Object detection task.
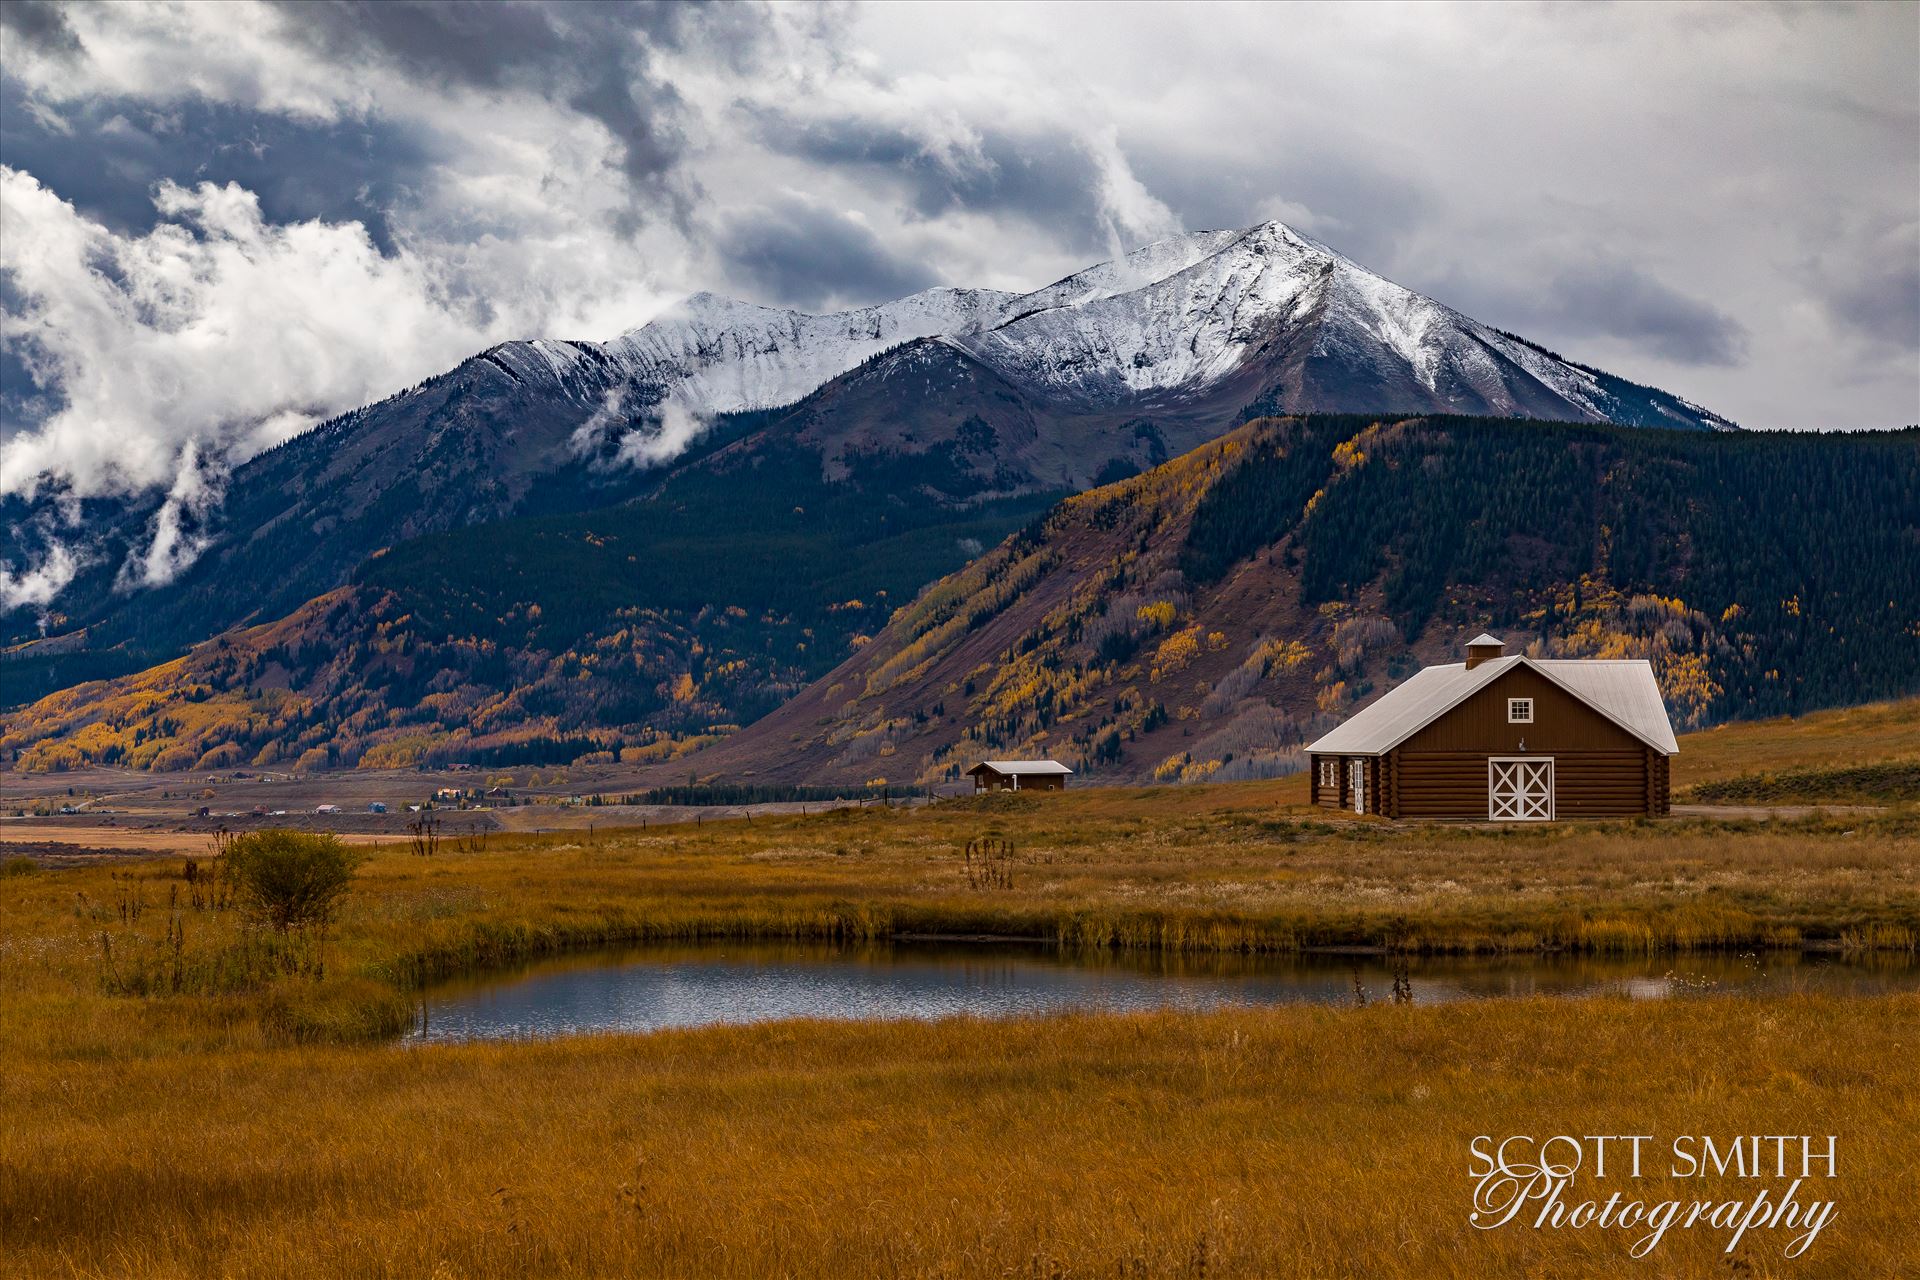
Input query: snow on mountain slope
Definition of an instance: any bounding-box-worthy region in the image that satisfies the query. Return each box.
[963,222,1326,405]
[954,221,1736,427]
[478,286,1019,417]
[1315,256,1613,419]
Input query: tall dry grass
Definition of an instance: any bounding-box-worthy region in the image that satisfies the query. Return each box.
[1673,695,1920,788]
[2,995,1915,1278]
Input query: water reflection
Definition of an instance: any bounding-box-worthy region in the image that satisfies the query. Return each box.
[411,941,1918,1042]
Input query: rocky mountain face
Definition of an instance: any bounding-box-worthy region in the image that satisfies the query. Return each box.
[8,416,1912,778]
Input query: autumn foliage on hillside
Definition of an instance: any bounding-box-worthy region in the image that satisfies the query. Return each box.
[696,416,1917,787]
[3,441,1055,773]
[1,588,727,774]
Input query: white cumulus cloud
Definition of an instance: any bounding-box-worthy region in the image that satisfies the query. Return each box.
[0,167,503,501]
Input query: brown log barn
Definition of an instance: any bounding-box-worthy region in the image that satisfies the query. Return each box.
[967,760,1073,793]
[1305,634,1676,820]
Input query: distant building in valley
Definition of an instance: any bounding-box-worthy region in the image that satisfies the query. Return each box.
[967,760,1074,793]
[1305,634,1677,821]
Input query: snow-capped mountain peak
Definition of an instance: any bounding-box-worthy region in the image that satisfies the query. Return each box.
[461,219,1735,434]
[927,220,1737,428]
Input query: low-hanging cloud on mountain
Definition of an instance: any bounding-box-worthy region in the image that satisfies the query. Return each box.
[615,399,710,470]
[0,168,528,606]
[565,386,711,474]
[117,440,224,590]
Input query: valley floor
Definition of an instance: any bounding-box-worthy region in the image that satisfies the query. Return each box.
[2,775,1916,1276]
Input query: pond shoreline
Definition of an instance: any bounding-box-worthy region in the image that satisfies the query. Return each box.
[392,912,1912,994]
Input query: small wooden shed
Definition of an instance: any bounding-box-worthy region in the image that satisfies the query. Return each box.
[1305,634,1676,820]
[967,760,1074,793]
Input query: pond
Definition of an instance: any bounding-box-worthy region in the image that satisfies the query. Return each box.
[410,940,1920,1042]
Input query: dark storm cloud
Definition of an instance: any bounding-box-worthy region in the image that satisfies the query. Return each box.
[0,0,83,62]
[747,109,1112,255]
[0,82,429,250]
[1805,220,1920,354]
[1428,256,1751,369]
[1540,261,1749,367]
[275,0,584,90]
[716,194,938,311]
[745,107,927,167]
[1821,261,1920,352]
[905,130,1108,253]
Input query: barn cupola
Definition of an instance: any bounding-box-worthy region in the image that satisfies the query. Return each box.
[1464,632,1506,670]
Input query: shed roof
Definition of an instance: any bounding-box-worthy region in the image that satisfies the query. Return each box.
[1305,656,1678,756]
[969,760,1075,775]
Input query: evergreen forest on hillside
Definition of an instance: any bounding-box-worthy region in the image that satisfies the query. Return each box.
[1182,416,1919,718]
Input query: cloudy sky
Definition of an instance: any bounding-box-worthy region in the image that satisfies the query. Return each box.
[2,0,1916,509]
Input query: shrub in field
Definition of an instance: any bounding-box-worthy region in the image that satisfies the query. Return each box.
[2,855,38,877]
[964,835,1018,890]
[224,830,363,932]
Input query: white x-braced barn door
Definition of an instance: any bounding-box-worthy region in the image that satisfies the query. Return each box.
[1489,758,1554,821]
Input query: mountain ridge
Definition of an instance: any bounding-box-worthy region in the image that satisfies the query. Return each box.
[6,417,1912,777]
[6,220,1739,717]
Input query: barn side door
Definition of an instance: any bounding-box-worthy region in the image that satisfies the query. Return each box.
[1489,757,1554,821]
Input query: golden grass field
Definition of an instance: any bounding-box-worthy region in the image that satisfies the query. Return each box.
[1671,695,1920,788]
[5,996,1916,1279]
[2,702,1918,1277]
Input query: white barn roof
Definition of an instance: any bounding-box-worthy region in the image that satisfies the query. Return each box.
[1306,656,1678,757]
[971,760,1075,775]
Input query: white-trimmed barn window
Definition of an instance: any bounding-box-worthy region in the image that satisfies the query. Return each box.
[1319,760,1337,787]
[1508,697,1534,724]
